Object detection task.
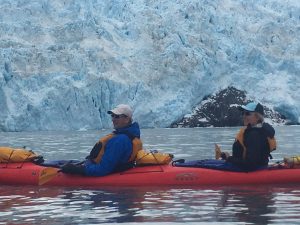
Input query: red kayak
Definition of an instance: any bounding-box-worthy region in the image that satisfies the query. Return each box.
[0,162,300,187]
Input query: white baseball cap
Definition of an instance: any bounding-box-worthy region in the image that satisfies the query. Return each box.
[107,104,133,118]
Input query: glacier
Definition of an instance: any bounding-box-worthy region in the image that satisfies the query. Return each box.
[0,0,299,131]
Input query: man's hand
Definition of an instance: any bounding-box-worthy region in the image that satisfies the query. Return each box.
[61,163,86,175]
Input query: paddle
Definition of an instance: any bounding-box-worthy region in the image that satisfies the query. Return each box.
[38,167,60,185]
[38,161,85,185]
[215,144,222,159]
[214,144,230,160]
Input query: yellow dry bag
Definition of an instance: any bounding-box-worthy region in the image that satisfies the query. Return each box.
[284,156,300,168]
[0,147,43,163]
[135,149,173,166]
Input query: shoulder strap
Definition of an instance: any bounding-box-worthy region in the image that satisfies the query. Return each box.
[114,130,135,140]
[235,127,247,159]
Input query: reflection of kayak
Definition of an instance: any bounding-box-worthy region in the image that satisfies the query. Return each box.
[1,162,300,187]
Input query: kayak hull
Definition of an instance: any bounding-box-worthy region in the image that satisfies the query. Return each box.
[1,162,300,187]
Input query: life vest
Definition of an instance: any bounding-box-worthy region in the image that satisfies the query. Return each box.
[92,133,143,164]
[235,127,277,159]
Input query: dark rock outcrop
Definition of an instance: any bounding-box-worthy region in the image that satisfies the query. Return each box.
[171,87,286,127]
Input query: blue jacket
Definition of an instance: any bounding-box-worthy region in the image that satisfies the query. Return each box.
[84,122,141,176]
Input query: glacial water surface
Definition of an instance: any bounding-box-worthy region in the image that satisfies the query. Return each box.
[1,126,300,224]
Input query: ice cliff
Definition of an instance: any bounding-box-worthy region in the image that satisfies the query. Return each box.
[0,0,299,131]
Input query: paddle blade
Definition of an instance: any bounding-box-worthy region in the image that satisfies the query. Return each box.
[38,167,60,185]
[215,144,222,160]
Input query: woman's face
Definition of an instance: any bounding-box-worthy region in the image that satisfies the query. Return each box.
[242,111,259,126]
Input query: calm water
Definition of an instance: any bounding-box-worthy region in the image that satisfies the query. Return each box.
[1,126,300,224]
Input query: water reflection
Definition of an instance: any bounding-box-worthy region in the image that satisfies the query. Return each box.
[215,186,275,224]
[2,184,300,224]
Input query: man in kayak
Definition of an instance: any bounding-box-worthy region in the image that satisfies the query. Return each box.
[61,104,143,176]
[215,102,276,171]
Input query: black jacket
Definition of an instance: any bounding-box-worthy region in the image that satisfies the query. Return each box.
[227,123,275,171]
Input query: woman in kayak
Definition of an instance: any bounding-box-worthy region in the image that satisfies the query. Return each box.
[61,104,143,176]
[215,102,276,171]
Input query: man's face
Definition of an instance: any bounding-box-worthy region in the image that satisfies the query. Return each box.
[111,114,131,129]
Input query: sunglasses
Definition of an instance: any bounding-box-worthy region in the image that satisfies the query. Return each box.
[111,114,127,119]
[243,111,252,116]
